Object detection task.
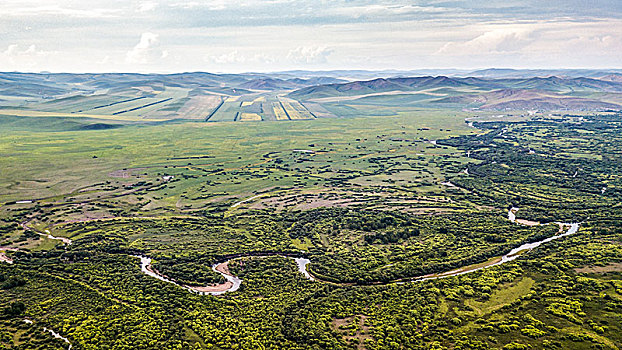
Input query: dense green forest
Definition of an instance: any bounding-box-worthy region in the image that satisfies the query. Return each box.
[1,112,621,349]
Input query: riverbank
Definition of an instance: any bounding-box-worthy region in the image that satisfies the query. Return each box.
[135,209,581,295]
[19,222,73,245]
[0,252,13,264]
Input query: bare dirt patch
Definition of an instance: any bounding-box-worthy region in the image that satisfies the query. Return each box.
[187,281,234,293]
[215,261,232,275]
[515,218,540,226]
[0,252,14,264]
[575,263,622,274]
[331,315,371,349]
[186,261,235,293]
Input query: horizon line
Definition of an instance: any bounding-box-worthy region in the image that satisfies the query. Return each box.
[2,67,622,76]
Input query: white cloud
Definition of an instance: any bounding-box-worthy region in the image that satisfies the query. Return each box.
[438,28,536,54]
[0,44,55,69]
[169,0,294,11]
[330,4,450,18]
[0,4,119,18]
[205,51,245,64]
[137,1,158,12]
[0,2,620,72]
[98,55,111,65]
[204,50,275,65]
[170,0,228,11]
[564,34,621,51]
[125,32,167,64]
[286,46,332,64]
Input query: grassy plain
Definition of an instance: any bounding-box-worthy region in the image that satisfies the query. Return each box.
[0,109,477,212]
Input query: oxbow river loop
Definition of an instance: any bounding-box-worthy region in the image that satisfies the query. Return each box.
[135,209,581,294]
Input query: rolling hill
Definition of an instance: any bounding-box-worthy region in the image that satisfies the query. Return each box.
[288,75,622,111]
[1,71,621,124]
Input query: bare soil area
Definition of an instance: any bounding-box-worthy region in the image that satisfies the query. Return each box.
[575,263,622,274]
[331,315,371,350]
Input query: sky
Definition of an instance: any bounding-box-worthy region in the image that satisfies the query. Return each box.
[0,0,621,73]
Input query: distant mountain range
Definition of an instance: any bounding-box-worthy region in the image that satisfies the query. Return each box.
[461,68,622,79]
[288,75,622,111]
[1,70,621,116]
[274,68,622,80]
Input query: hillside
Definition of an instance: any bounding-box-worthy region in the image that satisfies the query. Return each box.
[289,75,622,111]
[1,71,621,125]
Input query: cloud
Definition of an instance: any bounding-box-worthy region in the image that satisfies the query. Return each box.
[0,4,119,18]
[169,0,230,11]
[125,32,167,64]
[4,44,32,56]
[0,1,620,72]
[286,46,333,64]
[564,34,621,51]
[329,4,450,18]
[3,44,48,59]
[438,28,536,55]
[204,50,275,65]
[137,1,158,12]
[98,55,111,65]
[205,51,245,64]
[0,44,56,70]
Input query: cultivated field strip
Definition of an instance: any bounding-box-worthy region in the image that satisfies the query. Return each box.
[112,98,173,115]
[208,100,239,122]
[204,97,225,121]
[279,97,316,120]
[172,95,222,120]
[272,102,290,120]
[36,94,141,113]
[240,113,262,121]
[89,96,148,112]
[26,85,330,122]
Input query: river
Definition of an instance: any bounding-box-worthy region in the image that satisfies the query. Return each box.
[20,222,72,245]
[135,255,313,296]
[135,209,580,294]
[23,319,72,349]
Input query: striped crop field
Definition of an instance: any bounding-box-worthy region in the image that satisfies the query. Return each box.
[208,100,239,122]
[36,95,146,113]
[87,87,189,117]
[176,95,223,120]
[279,97,315,120]
[240,113,262,121]
[272,102,290,120]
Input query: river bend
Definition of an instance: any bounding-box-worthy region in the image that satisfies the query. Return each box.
[136,209,580,294]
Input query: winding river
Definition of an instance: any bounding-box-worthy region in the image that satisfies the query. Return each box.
[136,255,313,295]
[135,208,580,294]
[19,222,73,245]
[23,319,72,349]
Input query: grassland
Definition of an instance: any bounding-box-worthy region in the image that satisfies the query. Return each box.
[0,109,477,216]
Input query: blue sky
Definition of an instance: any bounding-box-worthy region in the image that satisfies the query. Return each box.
[0,0,620,73]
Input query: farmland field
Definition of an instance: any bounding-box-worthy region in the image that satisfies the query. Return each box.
[279,97,316,120]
